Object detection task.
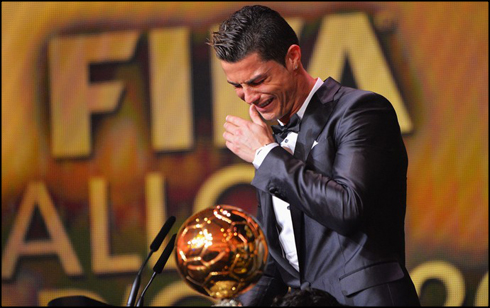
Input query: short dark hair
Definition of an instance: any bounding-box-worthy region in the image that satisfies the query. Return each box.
[208,5,299,66]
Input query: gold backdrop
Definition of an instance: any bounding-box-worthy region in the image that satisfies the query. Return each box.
[2,2,488,306]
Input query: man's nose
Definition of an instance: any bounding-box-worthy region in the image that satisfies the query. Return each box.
[243,86,259,105]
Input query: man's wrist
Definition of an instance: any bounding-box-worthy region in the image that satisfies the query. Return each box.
[253,143,278,169]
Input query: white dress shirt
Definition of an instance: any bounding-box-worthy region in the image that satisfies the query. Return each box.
[252,78,323,271]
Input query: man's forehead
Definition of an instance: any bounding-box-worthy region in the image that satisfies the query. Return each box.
[221,55,277,84]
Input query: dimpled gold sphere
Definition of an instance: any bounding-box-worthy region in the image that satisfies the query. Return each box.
[174,205,268,299]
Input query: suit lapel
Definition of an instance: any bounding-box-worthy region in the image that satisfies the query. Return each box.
[295,77,341,161]
[259,191,300,278]
[291,78,341,277]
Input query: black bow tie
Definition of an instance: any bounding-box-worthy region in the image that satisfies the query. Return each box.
[271,113,301,142]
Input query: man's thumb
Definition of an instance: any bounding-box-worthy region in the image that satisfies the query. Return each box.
[249,105,265,125]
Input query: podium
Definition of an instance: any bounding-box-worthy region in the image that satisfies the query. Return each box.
[48,296,113,306]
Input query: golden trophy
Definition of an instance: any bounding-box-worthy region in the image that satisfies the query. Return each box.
[174,205,268,306]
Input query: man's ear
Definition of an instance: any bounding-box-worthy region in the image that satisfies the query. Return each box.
[286,44,302,70]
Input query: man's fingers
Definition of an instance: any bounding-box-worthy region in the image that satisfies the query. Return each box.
[225,114,248,127]
[249,105,265,125]
[222,130,232,142]
[223,122,238,135]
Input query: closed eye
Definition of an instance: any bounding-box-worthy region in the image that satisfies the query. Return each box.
[227,75,266,88]
[249,79,264,86]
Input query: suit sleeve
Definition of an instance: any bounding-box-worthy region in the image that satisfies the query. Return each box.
[251,92,407,236]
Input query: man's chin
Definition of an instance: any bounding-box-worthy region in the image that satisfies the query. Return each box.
[257,111,276,122]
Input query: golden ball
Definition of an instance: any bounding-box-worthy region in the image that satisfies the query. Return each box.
[174,205,268,299]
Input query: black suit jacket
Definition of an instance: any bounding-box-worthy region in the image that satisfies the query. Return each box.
[238,78,420,306]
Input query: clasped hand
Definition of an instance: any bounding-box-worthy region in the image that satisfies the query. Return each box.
[223,105,275,163]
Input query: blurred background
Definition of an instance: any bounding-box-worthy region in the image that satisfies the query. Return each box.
[2,2,488,306]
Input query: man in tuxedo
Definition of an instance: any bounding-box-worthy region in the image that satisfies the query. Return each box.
[209,5,420,306]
